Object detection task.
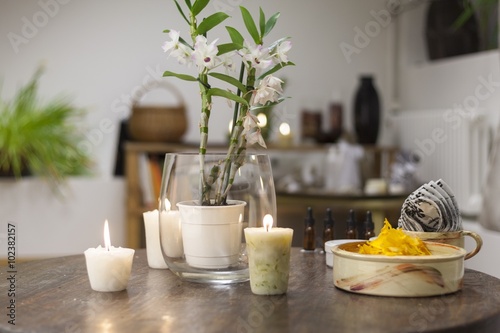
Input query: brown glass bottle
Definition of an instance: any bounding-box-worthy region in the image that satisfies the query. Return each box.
[346,209,358,239]
[323,208,334,244]
[364,211,376,240]
[303,207,316,251]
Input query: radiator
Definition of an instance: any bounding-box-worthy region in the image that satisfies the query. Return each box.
[394,109,489,214]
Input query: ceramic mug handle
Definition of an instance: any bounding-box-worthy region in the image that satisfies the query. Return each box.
[463,230,483,260]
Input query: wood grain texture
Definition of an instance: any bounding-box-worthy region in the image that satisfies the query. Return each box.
[1,248,499,333]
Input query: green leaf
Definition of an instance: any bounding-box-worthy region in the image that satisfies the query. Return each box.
[216,42,240,55]
[184,0,192,9]
[259,8,266,37]
[174,0,190,24]
[191,0,210,16]
[226,26,244,47]
[258,61,295,80]
[209,72,247,92]
[197,12,230,35]
[250,97,289,111]
[163,71,197,81]
[264,12,280,37]
[240,6,260,44]
[208,88,249,106]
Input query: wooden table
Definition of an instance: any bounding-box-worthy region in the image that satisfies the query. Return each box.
[1,249,500,333]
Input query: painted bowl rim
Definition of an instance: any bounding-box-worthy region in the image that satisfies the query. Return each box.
[332,241,467,263]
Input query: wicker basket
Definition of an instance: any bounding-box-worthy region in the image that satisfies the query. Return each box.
[127,83,188,142]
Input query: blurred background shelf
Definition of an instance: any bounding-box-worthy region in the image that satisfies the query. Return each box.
[124,141,403,248]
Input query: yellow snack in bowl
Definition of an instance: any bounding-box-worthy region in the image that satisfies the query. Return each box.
[358,219,431,256]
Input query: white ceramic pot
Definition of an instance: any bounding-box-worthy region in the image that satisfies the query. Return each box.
[177,200,246,269]
[332,241,467,297]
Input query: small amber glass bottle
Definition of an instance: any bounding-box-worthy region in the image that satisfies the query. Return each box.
[303,207,316,251]
[323,208,334,244]
[364,211,376,240]
[346,209,358,239]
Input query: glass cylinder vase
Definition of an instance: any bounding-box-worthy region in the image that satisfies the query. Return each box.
[158,153,277,284]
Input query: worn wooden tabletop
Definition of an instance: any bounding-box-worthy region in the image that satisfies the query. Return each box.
[1,248,500,333]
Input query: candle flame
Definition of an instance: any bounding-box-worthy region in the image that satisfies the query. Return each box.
[257,113,267,127]
[104,220,111,251]
[263,214,273,232]
[279,122,290,136]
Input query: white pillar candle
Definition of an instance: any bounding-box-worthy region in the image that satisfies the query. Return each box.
[244,215,294,295]
[84,220,135,292]
[143,210,168,269]
[159,200,183,258]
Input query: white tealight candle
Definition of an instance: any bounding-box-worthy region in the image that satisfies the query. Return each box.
[244,215,294,295]
[159,199,183,258]
[143,210,168,269]
[84,220,135,292]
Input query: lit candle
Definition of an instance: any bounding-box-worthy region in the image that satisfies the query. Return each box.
[159,199,183,258]
[244,215,294,295]
[143,210,168,269]
[84,220,135,292]
[277,122,293,147]
[257,113,268,127]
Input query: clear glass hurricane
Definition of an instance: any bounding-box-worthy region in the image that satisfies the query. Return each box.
[158,153,277,284]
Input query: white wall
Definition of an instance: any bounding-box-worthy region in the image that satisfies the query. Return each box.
[0,178,125,259]
[396,3,500,126]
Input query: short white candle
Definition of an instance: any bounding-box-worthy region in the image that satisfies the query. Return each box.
[159,199,183,258]
[84,220,135,292]
[244,215,294,295]
[143,210,168,269]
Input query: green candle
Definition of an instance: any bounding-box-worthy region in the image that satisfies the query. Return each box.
[244,215,293,295]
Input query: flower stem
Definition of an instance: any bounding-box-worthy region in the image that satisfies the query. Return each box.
[216,64,256,205]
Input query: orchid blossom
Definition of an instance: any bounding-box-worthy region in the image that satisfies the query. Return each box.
[162,3,293,205]
[162,30,191,65]
[191,35,219,72]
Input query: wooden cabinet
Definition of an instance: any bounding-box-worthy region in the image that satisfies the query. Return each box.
[124,142,404,249]
[276,191,406,247]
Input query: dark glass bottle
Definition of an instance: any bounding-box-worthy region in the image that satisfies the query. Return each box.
[323,208,334,244]
[303,207,316,251]
[353,76,380,145]
[364,211,376,240]
[346,209,358,239]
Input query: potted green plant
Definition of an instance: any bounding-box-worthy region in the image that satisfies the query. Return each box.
[0,68,92,185]
[158,0,293,282]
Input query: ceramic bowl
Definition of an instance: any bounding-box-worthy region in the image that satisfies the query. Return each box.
[332,241,467,297]
[324,239,364,268]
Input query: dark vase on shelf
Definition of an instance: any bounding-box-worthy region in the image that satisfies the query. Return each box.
[353,76,380,145]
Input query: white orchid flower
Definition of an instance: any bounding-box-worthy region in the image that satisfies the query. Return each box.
[162,30,191,65]
[253,75,284,105]
[246,128,267,148]
[242,111,260,134]
[220,52,236,73]
[240,112,266,148]
[274,40,292,63]
[239,41,273,70]
[192,35,219,72]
